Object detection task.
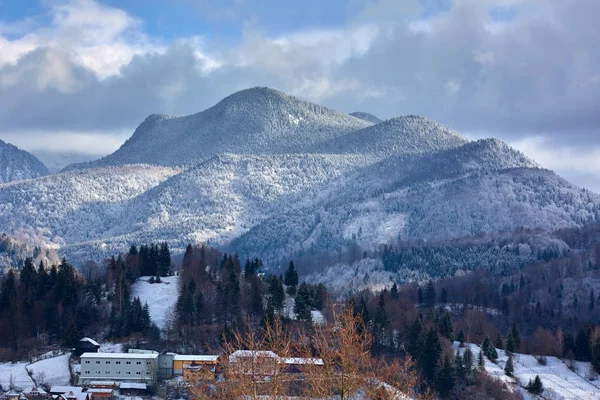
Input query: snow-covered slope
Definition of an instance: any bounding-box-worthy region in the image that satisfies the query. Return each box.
[0,165,180,247]
[230,141,599,264]
[455,342,600,400]
[66,87,372,170]
[0,139,49,183]
[131,276,179,330]
[314,116,468,158]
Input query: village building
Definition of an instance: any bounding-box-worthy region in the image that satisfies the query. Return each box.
[79,353,159,385]
[74,338,100,357]
[173,355,219,376]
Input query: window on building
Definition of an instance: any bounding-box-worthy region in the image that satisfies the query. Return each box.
[85,361,90,364]
[136,361,141,365]
[96,361,100,364]
[116,361,120,364]
[136,372,141,375]
[106,361,110,364]
[126,372,131,375]
[126,361,131,365]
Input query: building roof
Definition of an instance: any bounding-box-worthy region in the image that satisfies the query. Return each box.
[50,387,83,395]
[79,338,100,346]
[88,382,116,387]
[5,391,19,397]
[80,352,158,360]
[283,357,324,366]
[173,355,219,362]
[28,388,47,395]
[86,389,113,394]
[229,350,279,362]
[119,383,147,390]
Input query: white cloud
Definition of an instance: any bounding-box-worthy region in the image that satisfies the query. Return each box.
[3,130,130,154]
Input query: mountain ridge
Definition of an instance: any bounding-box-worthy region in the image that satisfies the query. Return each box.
[0,139,49,183]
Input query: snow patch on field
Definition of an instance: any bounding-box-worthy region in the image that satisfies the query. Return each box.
[131,275,179,330]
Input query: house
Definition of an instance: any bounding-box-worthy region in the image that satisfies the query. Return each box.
[49,387,87,400]
[84,389,112,400]
[228,351,280,378]
[6,390,19,400]
[75,338,100,357]
[118,382,147,396]
[182,361,217,384]
[79,353,158,385]
[173,355,219,376]
[24,388,48,400]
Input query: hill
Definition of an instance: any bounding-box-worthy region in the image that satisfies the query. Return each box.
[66,87,372,170]
[0,139,49,183]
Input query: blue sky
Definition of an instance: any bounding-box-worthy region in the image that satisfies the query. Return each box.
[0,0,599,190]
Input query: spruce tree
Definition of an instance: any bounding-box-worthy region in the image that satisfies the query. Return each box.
[390,283,399,300]
[478,349,485,369]
[457,328,466,346]
[422,328,442,382]
[495,333,504,350]
[504,355,514,377]
[526,375,543,394]
[424,281,436,308]
[438,312,454,341]
[592,336,600,373]
[463,347,474,376]
[506,331,516,353]
[440,287,448,304]
[510,322,521,351]
[436,355,455,397]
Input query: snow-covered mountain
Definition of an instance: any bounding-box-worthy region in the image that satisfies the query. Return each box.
[0,139,49,183]
[1,87,598,268]
[66,87,371,170]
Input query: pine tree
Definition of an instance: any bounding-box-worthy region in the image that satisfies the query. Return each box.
[526,375,543,394]
[268,275,285,313]
[424,281,436,308]
[457,328,466,346]
[463,347,474,376]
[454,351,465,380]
[294,283,312,321]
[284,261,298,287]
[478,349,485,369]
[592,336,600,373]
[510,322,521,351]
[575,329,591,361]
[495,333,504,350]
[390,283,399,300]
[506,331,516,353]
[504,355,514,377]
[440,287,448,304]
[436,355,455,396]
[421,328,442,382]
[438,312,454,341]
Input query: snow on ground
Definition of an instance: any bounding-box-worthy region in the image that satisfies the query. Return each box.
[454,342,600,400]
[311,310,326,326]
[27,353,71,387]
[131,275,179,330]
[99,342,123,353]
[0,361,33,391]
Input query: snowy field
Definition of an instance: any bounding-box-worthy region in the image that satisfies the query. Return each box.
[131,275,179,330]
[0,361,33,391]
[455,342,600,400]
[27,353,71,387]
[0,353,71,391]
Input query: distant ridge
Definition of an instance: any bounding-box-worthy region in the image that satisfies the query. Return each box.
[0,139,49,183]
[350,112,382,124]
